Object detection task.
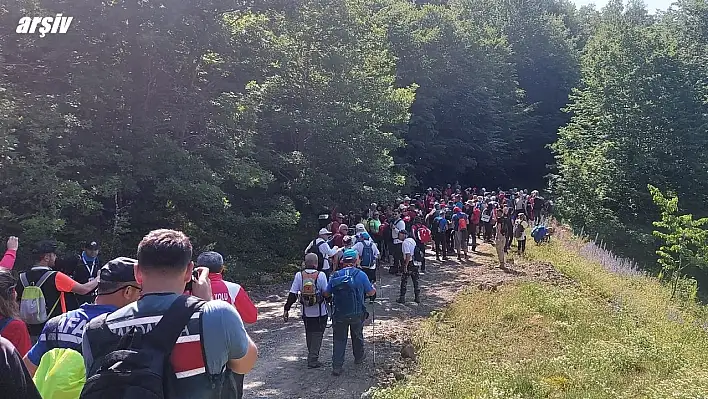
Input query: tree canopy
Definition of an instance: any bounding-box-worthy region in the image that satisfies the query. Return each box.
[3,0,708,284]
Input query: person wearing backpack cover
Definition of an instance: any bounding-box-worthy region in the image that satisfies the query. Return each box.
[352,232,380,303]
[17,241,100,339]
[411,217,431,274]
[0,269,31,356]
[396,230,422,304]
[283,253,329,368]
[80,229,258,399]
[323,249,375,376]
[24,257,141,399]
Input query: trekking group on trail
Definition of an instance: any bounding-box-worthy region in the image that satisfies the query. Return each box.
[287,185,553,377]
[0,184,552,397]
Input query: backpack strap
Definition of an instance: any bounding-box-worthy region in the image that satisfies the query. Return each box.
[145,295,205,355]
[35,271,56,288]
[0,317,13,334]
[19,272,29,288]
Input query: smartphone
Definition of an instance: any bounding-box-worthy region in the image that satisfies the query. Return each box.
[184,270,199,293]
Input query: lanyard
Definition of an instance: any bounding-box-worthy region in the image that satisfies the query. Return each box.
[82,256,97,277]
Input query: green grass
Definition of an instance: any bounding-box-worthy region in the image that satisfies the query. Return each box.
[373,237,708,399]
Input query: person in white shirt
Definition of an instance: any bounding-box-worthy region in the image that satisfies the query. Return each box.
[390,209,407,275]
[304,228,340,279]
[515,214,529,254]
[283,253,330,368]
[353,232,380,303]
[396,230,421,304]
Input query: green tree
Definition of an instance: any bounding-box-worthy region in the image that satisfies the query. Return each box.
[649,184,708,300]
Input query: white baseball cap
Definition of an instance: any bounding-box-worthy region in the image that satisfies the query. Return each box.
[318,228,332,235]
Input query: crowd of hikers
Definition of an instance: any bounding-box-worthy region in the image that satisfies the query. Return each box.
[292,185,553,376]
[0,184,552,398]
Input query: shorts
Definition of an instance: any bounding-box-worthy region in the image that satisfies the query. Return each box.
[362,267,376,283]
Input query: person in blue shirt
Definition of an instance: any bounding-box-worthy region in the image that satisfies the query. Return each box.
[323,249,376,376]
[432,211,448,261]
[23,257,142,376]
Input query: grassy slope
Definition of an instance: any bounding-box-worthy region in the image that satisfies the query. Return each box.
[374,235,708,399]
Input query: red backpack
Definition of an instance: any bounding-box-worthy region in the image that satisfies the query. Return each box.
[414,224,432,244]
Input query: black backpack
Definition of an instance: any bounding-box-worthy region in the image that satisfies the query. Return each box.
[307,238,326,270]
[80,296,207,399]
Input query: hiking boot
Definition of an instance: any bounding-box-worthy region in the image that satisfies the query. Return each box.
[354,353,367,365]
[419,270,425,275]
[307,361,323,369]
[414,295,421,304]
[332,368,343,376]
[396,297,405,304]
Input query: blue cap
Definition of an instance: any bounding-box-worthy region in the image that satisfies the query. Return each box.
[342,249,358,262]
[361,232,371,240]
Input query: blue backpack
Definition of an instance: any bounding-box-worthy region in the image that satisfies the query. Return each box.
[436,217,447,233]
[360,242,374,267]
[329,268,364,320]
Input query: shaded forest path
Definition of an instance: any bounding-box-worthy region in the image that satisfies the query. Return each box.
[243,241,564,399]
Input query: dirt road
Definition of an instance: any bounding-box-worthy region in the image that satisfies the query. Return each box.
[242,242,562,399]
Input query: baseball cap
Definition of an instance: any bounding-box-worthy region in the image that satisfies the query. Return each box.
[100,257,138,283]
[453,207,461,213]
[399,204,407,210]
[33,240,58,255]
[318,228,332,235]
[84,240,100,250]
[361,232,371,240]
[342,249,358,262]
[197,251,224,269]
[355,223,366,232]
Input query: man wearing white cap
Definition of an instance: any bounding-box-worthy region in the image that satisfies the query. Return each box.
[305,228,340,279]
[355,223,366,235]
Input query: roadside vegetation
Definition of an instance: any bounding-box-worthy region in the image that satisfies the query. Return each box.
[373,230,708,399]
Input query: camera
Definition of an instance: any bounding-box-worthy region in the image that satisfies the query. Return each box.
[184,269,200,292]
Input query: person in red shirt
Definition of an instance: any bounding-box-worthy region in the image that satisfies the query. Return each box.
[0,269,31,356]
[328,213,344,236]
[195,251,258,398]
[196,251,258,324]
[471,203,482,251]
[0,236,19,270]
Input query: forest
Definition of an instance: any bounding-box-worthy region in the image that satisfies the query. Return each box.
[1,0,707,285]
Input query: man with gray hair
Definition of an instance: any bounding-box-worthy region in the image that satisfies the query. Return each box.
[283,253,329,368]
